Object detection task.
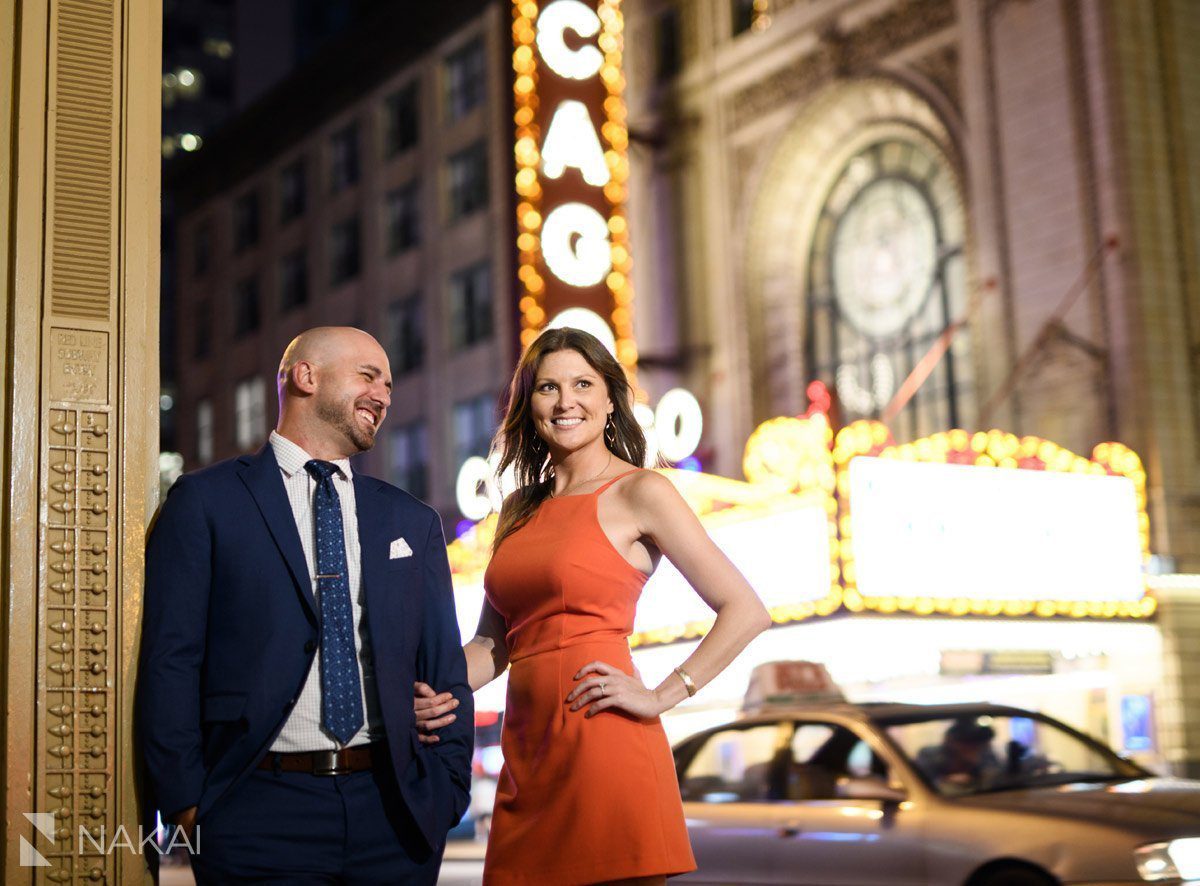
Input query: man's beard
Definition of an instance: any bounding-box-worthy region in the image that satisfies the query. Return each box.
[316,393,377,453]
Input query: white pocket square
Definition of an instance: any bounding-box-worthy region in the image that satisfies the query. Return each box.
[389,537,413,559]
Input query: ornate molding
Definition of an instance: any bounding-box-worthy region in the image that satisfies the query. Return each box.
[728,0,956,131]
[909,42,960,111]
[42,399,114,882]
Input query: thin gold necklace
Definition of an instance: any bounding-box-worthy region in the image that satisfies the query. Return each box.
[551,452,613,498]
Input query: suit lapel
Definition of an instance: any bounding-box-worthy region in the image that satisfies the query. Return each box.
[354,474,389,622]
[238,445,317,620]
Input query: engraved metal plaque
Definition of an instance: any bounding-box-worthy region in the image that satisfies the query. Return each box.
[49,329,109,404]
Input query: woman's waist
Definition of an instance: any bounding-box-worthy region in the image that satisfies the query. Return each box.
[507,631,632,664]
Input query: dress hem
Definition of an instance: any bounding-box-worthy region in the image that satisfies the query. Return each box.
[482,856,697,886]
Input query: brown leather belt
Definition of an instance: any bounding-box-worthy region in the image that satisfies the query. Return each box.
[257,742,384,776]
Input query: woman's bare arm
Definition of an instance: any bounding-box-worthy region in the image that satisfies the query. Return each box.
[464,596,509,692]
[415,575,510,742]
[568,470,771,719]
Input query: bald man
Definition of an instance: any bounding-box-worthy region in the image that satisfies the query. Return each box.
[138,327,473,883]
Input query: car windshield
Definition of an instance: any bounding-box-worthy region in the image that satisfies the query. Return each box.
[883,712,1139,797]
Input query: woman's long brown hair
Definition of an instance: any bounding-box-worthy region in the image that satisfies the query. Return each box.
[491,328,647,552]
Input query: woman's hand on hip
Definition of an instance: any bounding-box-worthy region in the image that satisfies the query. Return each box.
[567,660,665,720]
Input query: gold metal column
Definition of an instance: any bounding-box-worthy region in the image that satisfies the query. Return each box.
[2,0,160,882]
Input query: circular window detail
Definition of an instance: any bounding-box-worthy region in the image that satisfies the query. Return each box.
[805,139,970,436]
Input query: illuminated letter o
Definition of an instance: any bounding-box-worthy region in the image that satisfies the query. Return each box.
[456,457,493,521]
[655,388,703,463]
[546,308,617,357]
[542,203,612,287]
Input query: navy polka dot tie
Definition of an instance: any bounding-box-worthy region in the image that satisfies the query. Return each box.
[305,459,365,745]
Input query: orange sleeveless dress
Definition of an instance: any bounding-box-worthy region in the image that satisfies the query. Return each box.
[481,469,696,885]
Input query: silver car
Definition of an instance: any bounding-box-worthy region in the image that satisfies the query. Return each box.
[671,702,1200,885]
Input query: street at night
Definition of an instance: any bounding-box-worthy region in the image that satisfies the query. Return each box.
[3,0,1200,883]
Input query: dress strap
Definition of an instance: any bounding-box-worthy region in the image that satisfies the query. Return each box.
[593,468,643,496]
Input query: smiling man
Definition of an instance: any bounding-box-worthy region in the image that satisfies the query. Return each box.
[138,327,473,884]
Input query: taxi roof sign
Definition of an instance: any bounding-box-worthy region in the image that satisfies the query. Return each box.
[743,660,846,713]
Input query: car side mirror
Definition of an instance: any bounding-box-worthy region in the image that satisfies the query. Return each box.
[835,775,906,803]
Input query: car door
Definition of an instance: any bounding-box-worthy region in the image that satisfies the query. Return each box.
[676,719,803,885]
[771,720,926,885]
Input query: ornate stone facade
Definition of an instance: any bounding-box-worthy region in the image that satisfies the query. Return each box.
[625,0,1200,774]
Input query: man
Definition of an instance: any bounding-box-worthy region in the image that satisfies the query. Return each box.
[916,719,1002,793]
[139,327,473,883]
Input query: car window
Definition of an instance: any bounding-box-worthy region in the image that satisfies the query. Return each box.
[786,722,893,800]
[791,724,837,763]
[886,713,1133,796]
[846,738,888,779]
[681,722,793,803]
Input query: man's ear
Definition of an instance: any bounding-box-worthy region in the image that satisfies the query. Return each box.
[291,360,318,395]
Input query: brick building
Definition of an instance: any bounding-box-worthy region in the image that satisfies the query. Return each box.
[170,0,514,524]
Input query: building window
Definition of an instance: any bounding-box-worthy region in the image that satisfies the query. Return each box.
[386,295,425,375]
[444,37,485,122]
[384,82,419,156]
[731,0,756,35]
[385,182,421,254]
[196,399,214,465]
[655,8,681,82]
[280,250,308,311]
[329,123,360,192]
[194,300,212,358]
[449,261,492,350]
[279,158,307,223]
[446,141,488,221]
[805,139,972,441]
[193,222,212,277]
[233,276,260,337]
[233,191,260,252]
[329,217,361,285]
[389,422,429,499]
[453,392,496,466]
[234,376,269,451]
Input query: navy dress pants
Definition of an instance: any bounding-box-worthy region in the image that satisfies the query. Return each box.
[189,761,443,885]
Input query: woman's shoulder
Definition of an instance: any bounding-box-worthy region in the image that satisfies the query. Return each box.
[610,464,673,501]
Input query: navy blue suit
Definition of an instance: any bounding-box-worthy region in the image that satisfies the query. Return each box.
[138,445,473,880]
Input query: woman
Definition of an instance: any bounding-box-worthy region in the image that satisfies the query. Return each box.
[417,328,771,885]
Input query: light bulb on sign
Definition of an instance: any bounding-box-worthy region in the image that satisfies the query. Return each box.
[536,0,603,80]
[542,203,612,287]
[542,100,611,186]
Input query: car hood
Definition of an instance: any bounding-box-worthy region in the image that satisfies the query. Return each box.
[955,778,1200,836]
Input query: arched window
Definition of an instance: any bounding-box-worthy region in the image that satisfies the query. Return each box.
[805,139,971,439]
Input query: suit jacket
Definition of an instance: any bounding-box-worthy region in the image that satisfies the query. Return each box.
[137,445,474,851]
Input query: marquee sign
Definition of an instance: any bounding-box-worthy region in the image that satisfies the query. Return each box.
[831,421,1156,619]
[512,0,636,373]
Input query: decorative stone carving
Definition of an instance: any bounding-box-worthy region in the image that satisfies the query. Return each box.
[728,0,956,131]
[910,43,961,110]
[43,403,114,881]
